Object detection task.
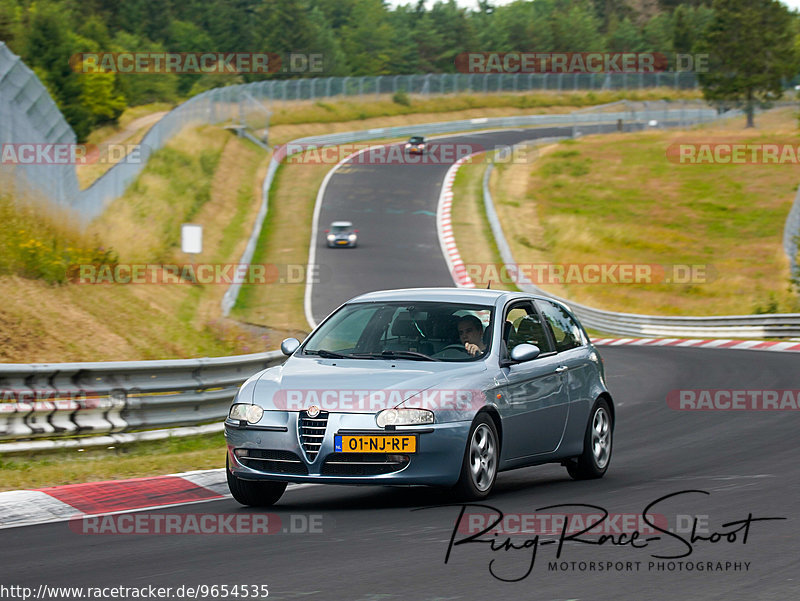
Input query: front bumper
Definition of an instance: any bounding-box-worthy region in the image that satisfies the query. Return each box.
[225,412,469,486]
[327,239,356,247]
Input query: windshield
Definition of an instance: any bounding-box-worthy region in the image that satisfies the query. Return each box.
[409,137,424,144]
[331,225,351,233]
[303,301,493,361]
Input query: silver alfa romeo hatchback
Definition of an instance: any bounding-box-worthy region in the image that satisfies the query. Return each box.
[225,288,614,506]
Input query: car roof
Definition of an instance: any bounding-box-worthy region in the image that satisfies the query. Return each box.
[330,221,353,227]
[347,287,528,305]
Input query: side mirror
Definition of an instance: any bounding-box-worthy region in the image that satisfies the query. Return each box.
[509,343,540,363]
[281,337,300,356]
[353,229,359,233]
[324,229,330,233]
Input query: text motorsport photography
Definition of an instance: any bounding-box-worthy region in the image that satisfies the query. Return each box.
[422,490,785,581]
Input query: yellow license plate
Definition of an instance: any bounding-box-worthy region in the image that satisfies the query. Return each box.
[335,435,416,453]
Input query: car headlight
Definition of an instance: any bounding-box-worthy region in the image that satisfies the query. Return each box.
[228,403,264,424]
[404,143,411,148]
[348,234,357,241]
[376,408,434,427]
[326,234,335,241]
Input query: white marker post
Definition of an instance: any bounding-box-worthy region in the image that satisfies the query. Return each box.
[181,224,203,283]
[181,224,203,255]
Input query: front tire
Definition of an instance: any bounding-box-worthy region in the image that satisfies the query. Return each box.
[227,457,287,506]
[566,398,612,480]
[451,413,499,500]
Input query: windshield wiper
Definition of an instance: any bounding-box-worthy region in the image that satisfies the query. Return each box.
[352,350,439,362]
[307,349,351,359]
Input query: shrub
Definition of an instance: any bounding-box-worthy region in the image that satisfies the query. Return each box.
[392,90,411,106]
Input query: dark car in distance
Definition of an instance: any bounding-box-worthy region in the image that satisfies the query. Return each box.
[405,136,426,154]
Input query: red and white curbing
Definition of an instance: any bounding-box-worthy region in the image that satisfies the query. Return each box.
[0,469,231,530]
[592,337,800,353]
[437,153,483,288]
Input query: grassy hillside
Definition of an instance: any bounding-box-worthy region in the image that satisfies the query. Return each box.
[486,108,800,315]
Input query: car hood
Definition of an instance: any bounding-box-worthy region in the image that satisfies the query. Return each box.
[248,357,487,413]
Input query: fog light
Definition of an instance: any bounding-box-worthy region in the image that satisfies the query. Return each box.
[234,448,249,457]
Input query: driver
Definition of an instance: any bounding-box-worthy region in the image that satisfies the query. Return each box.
[457,315,487,357]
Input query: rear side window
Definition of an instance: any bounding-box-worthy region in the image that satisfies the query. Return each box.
[536,300,585,352]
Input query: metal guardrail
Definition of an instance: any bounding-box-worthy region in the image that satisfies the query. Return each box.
[480,143,800,338]
[0,351,284,452]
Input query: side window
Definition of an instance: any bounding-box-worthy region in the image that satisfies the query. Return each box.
[536,300,585,352]
[503,302,554,355]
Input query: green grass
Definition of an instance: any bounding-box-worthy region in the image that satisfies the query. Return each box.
[492,110,800,316]
[0,433,225,491]
[0,191,118,284]
[449,152,518,292]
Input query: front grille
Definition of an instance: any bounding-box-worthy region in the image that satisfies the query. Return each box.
[298,411,328,461]
[321,453,410,476]
[239,449,308,475]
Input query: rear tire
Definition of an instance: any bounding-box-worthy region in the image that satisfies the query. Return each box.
[227,457,287,506]
[566,398,613,480]
[451,413,499,500]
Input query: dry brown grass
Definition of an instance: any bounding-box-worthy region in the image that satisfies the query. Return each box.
[0,126,272,362]
[450,156,516,292]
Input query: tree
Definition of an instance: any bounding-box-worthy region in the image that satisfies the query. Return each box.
[697,0,798,127]
[607,16,645,51]
[78,67,126,124]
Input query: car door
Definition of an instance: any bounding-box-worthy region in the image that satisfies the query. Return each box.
[498,301,570,459]
[535,299,596,427]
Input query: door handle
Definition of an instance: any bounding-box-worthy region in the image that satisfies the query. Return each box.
[555,366,568,373]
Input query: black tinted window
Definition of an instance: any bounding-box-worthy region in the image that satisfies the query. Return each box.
[536,300,584,352]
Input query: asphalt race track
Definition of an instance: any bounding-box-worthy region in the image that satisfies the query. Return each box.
[311,125,567,322]
[310,121,677,322]
[2,126,799,600]
[2,347,798,600]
